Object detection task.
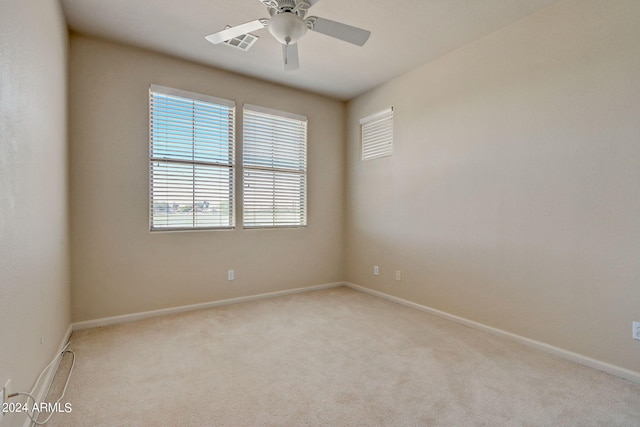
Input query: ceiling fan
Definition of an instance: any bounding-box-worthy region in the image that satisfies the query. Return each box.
[205,0,371,71]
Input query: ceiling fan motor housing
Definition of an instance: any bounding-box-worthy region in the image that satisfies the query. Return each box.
[278,0,297,10]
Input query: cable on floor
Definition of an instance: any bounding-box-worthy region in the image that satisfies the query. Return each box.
[7,342,76,426]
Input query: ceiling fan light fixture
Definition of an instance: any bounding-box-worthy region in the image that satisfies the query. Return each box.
[268,11,307,44]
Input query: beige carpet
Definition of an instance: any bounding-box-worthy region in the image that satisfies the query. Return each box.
[43,286,640,426]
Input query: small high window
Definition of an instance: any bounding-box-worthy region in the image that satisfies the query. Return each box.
[361,107,394,160]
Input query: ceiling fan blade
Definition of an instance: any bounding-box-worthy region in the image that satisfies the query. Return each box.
[307,16,370,46]
[283,43,300,71]
[205,19,268,44]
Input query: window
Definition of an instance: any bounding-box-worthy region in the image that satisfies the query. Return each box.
[149,85,235,231]
[361,107,393,160]
[243,104,307,228]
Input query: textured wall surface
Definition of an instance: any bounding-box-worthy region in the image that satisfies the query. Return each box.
[69,35,346,322]
[346,0,640,373]
[0,0,71,425]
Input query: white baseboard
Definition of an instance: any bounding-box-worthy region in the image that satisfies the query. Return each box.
[72,282,344,331]
[69,281,639,386]
[344,282,640,385]
[22,324,73,427]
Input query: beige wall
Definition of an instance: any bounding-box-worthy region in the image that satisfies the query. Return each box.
[346,0,640,373]
[0,0,71,424]
[69,35,346,322]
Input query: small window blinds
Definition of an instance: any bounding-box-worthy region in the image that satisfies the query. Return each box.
[243,104,308,228]
[361,107,394,160]
[149,85,236,231]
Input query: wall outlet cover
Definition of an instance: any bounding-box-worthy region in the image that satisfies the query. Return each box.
[633,321,640,341]
[0,379,6,422]
[1,379,8,405]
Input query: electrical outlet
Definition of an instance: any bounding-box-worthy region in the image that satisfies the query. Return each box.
[373,265,379,276]
[395,270,402,281]
[227,270,234,281]
[633,321,640,341]
[0,379,9,422]
[2,380,9,405]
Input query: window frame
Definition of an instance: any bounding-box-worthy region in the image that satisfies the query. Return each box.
[242,103,308,229]
[361,107,394,161]
[148,84,236,232]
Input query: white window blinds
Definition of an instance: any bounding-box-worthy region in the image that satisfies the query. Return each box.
[361,107,393,160]
[243,104,307,228]
[149,85,235,231]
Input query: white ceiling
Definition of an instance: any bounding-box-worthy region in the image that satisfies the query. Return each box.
[61,0,558,100]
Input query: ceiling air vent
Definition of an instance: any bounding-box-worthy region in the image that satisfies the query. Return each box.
[222,26,259,51]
